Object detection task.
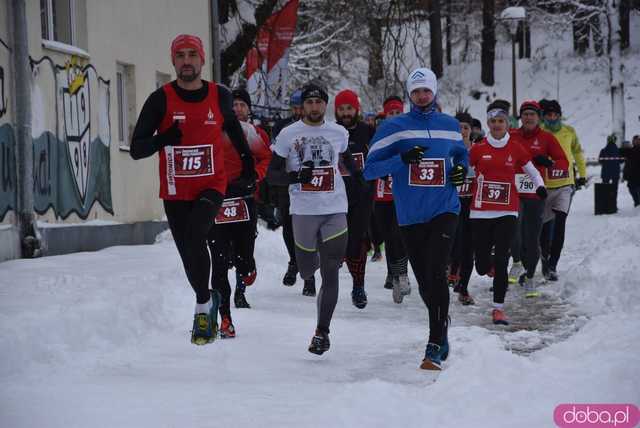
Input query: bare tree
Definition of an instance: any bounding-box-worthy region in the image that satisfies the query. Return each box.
[481,0,495,86]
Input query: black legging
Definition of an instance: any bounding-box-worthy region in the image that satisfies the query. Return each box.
[401,213,458,346]
[369,208,384,249]
[163,191,224,304]
[540,210,568,269]
[345,197,373,288]
[208,199,258,317]
[472,215,517,304]
[274,185,296,265]
[450,197,474,294]
[374,201,408,277]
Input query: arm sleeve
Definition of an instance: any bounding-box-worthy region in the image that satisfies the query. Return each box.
[572,131,587,178]
[469,145,479,168]
[129,90,167,160]
[219,85,253,172]
[547,134,569,171]
[523,161,545,188]
[341,149,361,177]
[266,153,292,186]
[450,138,469,169]
[253,128,273,182]
[363,122,405,180]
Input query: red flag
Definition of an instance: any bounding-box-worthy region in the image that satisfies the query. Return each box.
[245,0,298,78]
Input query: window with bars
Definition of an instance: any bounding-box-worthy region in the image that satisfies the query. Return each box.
[117,63,136,150]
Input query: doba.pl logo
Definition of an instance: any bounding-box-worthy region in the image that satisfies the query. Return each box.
[554,404,640,427]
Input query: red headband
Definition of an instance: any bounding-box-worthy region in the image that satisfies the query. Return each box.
[383,99,403,115]
[171,34,205,63]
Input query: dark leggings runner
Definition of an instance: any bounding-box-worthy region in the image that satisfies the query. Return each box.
[374,201,408,278]
[292,214,348,334]
[275,186,297,266]
[208,198,258,317]
[450,197,474,294]
[163,191,224,304]
[472,215,517,304]
[345,198,372,288]
[400,213,458,346]
[540,210,568,269]
[510,198,545,278]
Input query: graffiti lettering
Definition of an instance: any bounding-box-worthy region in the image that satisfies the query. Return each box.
[0,66,7,118]
[1,141,13,192]
[62,72,91,203]
[33,135,52,197]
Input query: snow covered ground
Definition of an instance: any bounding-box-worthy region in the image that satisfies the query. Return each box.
[1,185,639,428]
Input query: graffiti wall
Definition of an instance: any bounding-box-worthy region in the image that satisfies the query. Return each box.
[0,37,15,221]
[0,44,113,221]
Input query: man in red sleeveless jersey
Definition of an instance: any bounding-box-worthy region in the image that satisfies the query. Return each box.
[130,34,255,345]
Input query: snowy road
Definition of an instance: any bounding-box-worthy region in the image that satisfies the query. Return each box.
[1,187,639,428]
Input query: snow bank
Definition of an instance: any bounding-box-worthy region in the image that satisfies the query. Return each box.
[0,187,638,428]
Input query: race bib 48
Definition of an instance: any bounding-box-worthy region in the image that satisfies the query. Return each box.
[215,198,250,224]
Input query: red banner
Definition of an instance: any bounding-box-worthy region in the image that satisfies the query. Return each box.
[245,0,298,79]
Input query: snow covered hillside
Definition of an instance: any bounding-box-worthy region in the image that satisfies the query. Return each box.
[0,181,638,427]
[326,10,640,159]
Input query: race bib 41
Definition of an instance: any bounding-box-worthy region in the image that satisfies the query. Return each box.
[301,167,336,192]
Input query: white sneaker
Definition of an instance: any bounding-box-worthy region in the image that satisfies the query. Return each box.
[509,262,525,283]
[398,274,411,296]
[392,277,404,304]
[523,276,540,298]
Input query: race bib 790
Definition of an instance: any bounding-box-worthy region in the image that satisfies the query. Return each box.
[515,173,536,194]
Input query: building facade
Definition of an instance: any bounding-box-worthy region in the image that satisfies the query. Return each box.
[1,0,214,261]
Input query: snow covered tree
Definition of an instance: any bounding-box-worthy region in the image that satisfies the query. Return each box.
[481,0,496,86]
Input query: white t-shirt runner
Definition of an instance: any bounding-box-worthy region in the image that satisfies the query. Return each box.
[273,120,349,215]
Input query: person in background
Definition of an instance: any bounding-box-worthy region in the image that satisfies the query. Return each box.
[620,135,640,207]
[364,111,377,128]
[471,117,485,143]
[599,134,623,192]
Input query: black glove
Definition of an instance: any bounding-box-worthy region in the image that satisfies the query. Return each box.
[401,146,427,164]
[155,120,182,149]
[575,177,587,189]
[288,168,313,184]
[449,164,467,186]
[532,154,553,168]
[240,152,256,177]
[226,175,257,198]
[536,186,548,199]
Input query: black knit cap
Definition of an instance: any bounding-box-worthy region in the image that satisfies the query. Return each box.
[232,88,252,110]
[487,99,511,113]
[455,111,473,125]
[301,82,328,103]
[539,99,562,116]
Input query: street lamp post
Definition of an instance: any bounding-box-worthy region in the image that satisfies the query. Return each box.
[500,7,526,119]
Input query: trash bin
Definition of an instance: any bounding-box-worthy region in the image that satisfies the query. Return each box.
[594,182,618,215]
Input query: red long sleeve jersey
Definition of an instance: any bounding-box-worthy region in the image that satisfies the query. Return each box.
[510,127,568,199]
[222,122,272,182]
[469,138,531,213]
